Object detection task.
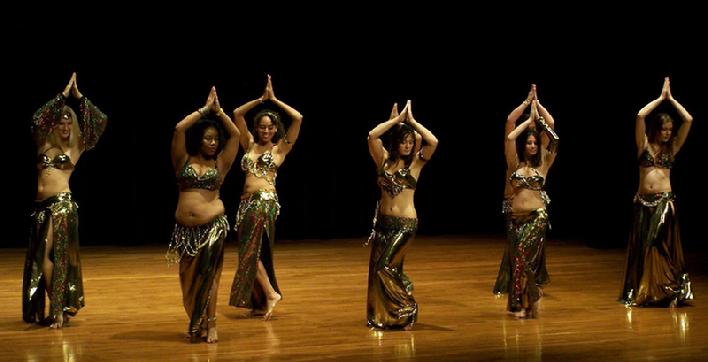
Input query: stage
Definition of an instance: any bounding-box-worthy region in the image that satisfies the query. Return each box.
[1,236,705,360]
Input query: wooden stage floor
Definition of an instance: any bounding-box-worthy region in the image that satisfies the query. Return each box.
[1,236,706,361]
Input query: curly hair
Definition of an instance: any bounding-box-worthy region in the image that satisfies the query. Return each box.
[185,118,226,159]
[253,109,285,144]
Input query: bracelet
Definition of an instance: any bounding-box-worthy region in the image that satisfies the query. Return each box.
[197,107,208,117]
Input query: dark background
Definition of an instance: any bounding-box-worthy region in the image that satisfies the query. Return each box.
[3,9,705,250]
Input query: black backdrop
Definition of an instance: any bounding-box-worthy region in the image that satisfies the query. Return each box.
[4,11,705,250]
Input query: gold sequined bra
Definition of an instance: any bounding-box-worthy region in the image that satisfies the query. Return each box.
[639,149,674,169]
[378,161,417,197]
[241,145,278,185]
[510,168,544,191]
[176,160,221,191]
[37,148,74,170]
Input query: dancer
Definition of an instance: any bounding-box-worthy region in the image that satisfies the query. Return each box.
[167,86,240,343]
[366,100,438,329]
[619,77,694,307]
[502,98,558,318]
[23,72,108,328]
[229,75,303,320]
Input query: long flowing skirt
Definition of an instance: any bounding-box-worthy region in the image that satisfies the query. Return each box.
[494,200,549,295]
[502,209,549,316]
[367,214,419,329]
[619,192,693,307]
[230,191,281,310]
[167,215,228,334]
[23,192,84,324]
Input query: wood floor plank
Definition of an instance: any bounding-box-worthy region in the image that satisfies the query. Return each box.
[1,236,705,360]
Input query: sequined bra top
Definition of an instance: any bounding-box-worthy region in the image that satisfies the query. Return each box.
[510,167,545,191]
[37,149,74,171]
[639,148,674,169]
[378,160,417,197]
[176,160,221,191]
[241,145,278,185]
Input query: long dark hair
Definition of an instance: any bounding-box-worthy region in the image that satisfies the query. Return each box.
[253,109,285,144]
[386,123,417,168]
[185,118,225,159]
[516,129,541,168]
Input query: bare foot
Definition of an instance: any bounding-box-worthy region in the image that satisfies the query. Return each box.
[669,298,678,308]
[48,313,69,329]
[403,324,413,331]
[263,292,282,321]
[206,317,218,343]
[207,327,218,343]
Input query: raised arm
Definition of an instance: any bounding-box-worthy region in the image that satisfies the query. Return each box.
[535,99,558,154]
[32,96,66,147]
[389,103,423,155]
[536,103,559,171]
[506,101,537,169]
[664,77,694,154]
[636,78,667,152]
[233,97,259,151]
[265,75,303,155]
[171,89,214,170]
[535,95,555,149]
[210,87,240,172]
[508,100,537,141]
[506,84,536,138]
[31,73,77,146]
[70,73,107,152]
[233,76,276,152]
[369,103,407,167]
[536,102,554,129]
[405,100,438,162]
[506,118,534,167]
